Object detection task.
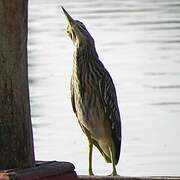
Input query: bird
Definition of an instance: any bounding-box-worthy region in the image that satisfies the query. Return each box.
[62,7,121,176]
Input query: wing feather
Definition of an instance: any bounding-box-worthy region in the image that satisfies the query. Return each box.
[98,69,121,164]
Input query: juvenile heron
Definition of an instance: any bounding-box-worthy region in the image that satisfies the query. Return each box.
[62,7,121,176]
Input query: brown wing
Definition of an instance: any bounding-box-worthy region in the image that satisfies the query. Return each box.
[98,70,121,164]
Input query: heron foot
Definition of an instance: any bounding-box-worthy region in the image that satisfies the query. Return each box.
[108,171,119,176]
[89,170,94,176]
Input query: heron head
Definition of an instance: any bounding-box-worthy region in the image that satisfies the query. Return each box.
[62,6,94,47]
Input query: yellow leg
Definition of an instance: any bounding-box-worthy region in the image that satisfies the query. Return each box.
[109,146,118,176]
[88,143,94,175]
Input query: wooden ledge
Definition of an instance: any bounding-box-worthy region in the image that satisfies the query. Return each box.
[78,175,180,180]
[0,161,77,180]
[1,163,180,180]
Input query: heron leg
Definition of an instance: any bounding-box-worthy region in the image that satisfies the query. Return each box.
[109,145,118,176]
[88,142,94,175]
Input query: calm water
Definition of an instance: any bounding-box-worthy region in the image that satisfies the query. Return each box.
[28,0,180,176]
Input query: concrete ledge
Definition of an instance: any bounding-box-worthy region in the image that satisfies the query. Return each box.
[78,175,180,180]
[0,161,77,180]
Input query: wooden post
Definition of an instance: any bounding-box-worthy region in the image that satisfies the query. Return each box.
[0,0,35,169]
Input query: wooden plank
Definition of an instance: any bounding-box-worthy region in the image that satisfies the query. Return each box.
[0,161,77,180]
[1,161,179,180]
[78,175,180,180]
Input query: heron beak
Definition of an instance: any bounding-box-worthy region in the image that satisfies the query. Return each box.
[61,6,75,27]
[61,6,83,45]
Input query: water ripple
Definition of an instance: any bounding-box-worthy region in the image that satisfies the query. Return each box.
[145,85,180,89]
[152,102,180,106]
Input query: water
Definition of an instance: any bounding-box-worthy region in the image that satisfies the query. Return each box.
[28,0,180,176]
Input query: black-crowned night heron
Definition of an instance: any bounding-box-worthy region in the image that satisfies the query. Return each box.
[62,7,121,176]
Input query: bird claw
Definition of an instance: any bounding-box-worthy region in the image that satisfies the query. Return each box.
[108,171,119,176]
[89,170,94,176]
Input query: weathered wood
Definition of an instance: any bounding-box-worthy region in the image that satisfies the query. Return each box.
[0,0,35,169]
[78,175,180,180]
[0,161,179,180]
[0,161,77,180]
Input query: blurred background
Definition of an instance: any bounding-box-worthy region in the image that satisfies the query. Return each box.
[28,0,180,176]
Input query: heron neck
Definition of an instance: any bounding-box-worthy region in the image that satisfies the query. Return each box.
[75,42,98,62]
